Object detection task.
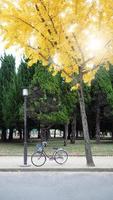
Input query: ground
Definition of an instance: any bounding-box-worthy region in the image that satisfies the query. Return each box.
[0,172,113,200]
[0,138,113,156]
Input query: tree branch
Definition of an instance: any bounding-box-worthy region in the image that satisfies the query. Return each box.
[72,33,85,65]
[27,45,48,62]
[39,0,58,34]
[14,16,55,47]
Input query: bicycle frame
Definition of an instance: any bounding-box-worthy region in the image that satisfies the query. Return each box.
[42,149,56,160]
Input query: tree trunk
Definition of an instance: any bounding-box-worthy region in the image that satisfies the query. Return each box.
[38,123,41,138]
[46,129,50,141]
[1,128,7,142]
[28,129,30,139]
[68,123,71,140]
[40,128,47,142]
[70,113,77,144]
[111,125,113,141]
[78,67,95,166]
[112,132,113,141]
[76,130,79,139]
[64,123,68,146]
[8,128,13,141]
[54,129,56,138]
[95,106,100,144]
[19,129,23,140]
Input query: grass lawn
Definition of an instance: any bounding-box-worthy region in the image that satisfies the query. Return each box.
[0,138,113,156]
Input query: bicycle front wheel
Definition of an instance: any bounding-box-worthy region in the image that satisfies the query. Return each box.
[31,152,46,167]
[54,150,68,165]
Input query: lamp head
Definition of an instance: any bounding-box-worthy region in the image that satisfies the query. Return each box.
[22,88,28,96]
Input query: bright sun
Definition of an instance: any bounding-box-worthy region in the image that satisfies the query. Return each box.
[87,37,104,52]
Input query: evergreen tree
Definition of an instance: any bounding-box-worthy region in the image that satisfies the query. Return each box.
[91,66,113,143]
[0,56,35,141]
[28,62,77,141]
[0,54,15,141]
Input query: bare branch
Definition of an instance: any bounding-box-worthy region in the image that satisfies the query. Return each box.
[82,64,99,75]
[72,33,85,65]
[81,57,95,66]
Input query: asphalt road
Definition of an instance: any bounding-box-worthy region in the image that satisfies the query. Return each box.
[0,172,113,200]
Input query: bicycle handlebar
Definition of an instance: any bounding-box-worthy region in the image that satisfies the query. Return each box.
[42,141,47,147]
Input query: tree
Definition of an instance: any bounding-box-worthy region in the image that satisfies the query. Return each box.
[16,60,36,138]
[17,60,35,88]
[91,66,113,142]
[2,0,113,165]
[28,61,76,142]
[0,56,35,141]
[0,54,16,141]
[109,64,113,88]
[0,67,4,131]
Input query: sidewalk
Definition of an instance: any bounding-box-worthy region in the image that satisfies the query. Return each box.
[0,156,113,172]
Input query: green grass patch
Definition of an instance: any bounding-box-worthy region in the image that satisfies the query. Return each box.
[0,138,113,156]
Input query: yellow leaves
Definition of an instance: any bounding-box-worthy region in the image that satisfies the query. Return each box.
[65,76,72,83]
[72,65,79,73]
[83,68,97,84]
[104,62,110,71]
[71,83,80,91]
[64,66,73,75]
[62,64,79,76]
[1,0,113,86]
[83,72,92,84]
[61,71,72,83]
[52,70,58,76]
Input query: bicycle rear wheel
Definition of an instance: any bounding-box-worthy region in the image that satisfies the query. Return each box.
[54,149,68,165]
[31,152,46,167]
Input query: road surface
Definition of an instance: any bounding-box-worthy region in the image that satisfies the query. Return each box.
[0,172,113,200]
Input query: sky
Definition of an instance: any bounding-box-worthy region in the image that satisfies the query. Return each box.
[0,37,23,69]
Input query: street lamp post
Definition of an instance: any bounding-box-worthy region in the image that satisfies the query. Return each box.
[22,88,28,165]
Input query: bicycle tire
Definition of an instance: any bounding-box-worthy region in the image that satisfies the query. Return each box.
[54,149,68,165]
[31,152,46,167]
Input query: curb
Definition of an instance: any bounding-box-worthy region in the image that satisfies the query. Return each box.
[0,168,113,172]
[0,155,113,157]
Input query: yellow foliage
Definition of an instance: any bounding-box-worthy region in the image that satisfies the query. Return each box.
[0,0,113,83]
[61,71,72,83]
[52,70,58,76]
[71,84,80,91]
[83,72,92,83]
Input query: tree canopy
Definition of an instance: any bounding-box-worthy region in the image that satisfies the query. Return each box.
[28,62,77,125]
[0,0,113,87]
[0,55,15,127]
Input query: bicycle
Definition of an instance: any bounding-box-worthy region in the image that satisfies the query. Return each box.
[31,141,68,167]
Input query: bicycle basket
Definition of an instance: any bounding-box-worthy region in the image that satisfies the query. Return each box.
[36,144,43,153]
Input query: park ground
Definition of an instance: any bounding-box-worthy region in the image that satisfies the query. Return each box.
[0,138,113,172]
[0,138,113,156]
